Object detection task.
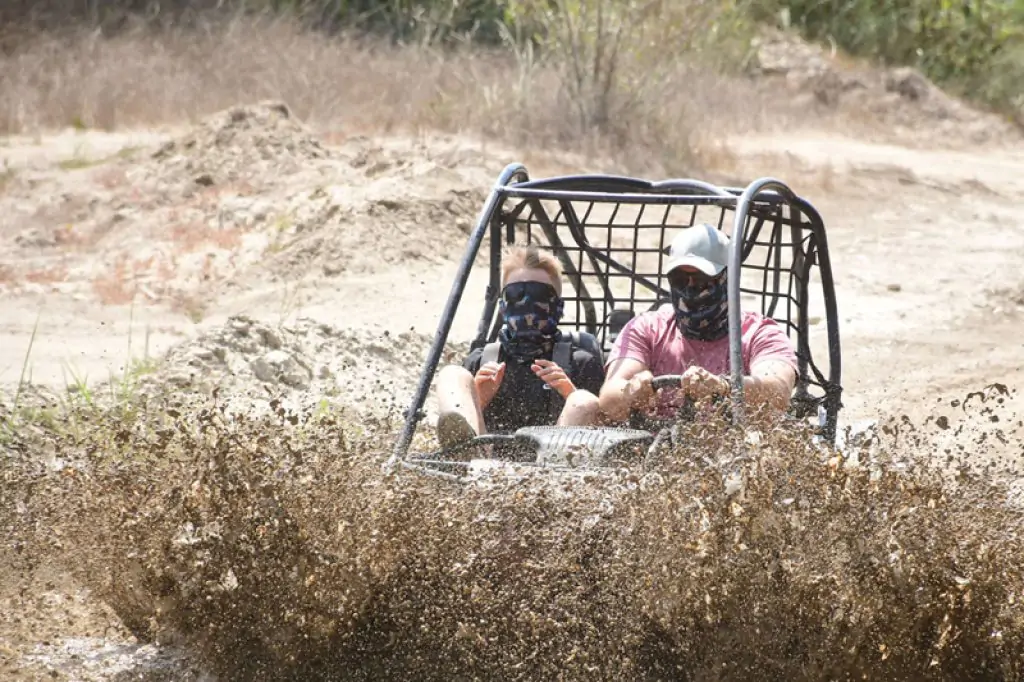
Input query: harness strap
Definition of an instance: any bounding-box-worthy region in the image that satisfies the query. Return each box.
[482,334,578,423]
[552,336,573,373]
[481,341,502,366]
[548,331,578,421]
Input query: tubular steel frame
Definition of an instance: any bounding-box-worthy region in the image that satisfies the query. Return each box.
[387,164,843,469]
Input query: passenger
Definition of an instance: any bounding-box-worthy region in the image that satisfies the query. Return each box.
[436,245,605,447]
[599,223,798,426]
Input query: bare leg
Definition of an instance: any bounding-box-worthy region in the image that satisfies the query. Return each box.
[557,389,601,426]
[436,365,485,443]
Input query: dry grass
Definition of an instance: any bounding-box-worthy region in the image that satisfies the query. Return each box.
[0,14,792,175]
[93,165,129,190]
[23,263,69,284]
[0,165,15,193]
[92,254,144,305]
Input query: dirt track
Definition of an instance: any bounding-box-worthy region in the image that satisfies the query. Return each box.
[4,108,1023,429]
[3,52,1024,680]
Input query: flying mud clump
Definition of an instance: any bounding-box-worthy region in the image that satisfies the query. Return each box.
[11,384,1024,681]
[864,383,1024,491]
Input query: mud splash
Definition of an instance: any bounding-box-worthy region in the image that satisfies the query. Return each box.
[7,383,1024,681]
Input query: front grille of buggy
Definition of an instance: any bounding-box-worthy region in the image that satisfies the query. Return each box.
[514,425,655,468]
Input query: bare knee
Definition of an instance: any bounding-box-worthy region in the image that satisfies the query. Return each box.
[559,389,600,426]
[566,389,599,410]
[438,364,473,388]
[437,365,481,428]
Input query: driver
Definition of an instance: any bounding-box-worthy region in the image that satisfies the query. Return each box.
[598,223,798,425]
[435,244,605,447]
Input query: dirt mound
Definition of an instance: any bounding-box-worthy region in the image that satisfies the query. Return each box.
[254,184,484,282]
[0,104,497,321]
[11,394,1024,681]
[146,100,330,188]
[131,314,468,422]
[750,28,1019,146]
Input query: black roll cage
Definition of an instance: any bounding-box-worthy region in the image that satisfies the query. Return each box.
[388,164,843,467]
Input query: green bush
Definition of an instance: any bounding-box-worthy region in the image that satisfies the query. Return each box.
[754,0,1024,115]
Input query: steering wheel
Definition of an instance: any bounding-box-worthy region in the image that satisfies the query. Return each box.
[636,374,728,472]
[631,372,730,435]
[630,374,696,425]
[650,374,686,391]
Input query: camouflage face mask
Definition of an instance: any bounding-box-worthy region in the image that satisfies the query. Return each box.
[497,281,565,359]
[670,270,729,342]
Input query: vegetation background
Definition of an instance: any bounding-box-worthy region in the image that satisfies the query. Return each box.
[3,0,1022,133]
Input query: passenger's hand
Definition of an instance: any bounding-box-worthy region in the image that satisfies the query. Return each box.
[531,358,575,399]
[680,366,729,404]
[624,370,655,410]
[474,361,506,406]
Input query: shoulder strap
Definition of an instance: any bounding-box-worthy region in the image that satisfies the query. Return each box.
[481,341,502,366]
[548,333,578,420]
[553,333,575,374]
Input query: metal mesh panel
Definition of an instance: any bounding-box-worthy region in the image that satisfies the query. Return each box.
[482,182,836,418]
[388,168,843,468]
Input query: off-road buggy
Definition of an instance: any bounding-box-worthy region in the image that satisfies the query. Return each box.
[386,164,843,482]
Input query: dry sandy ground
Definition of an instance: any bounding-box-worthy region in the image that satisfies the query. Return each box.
[3,44,1024,680]
[3,110,1022,427]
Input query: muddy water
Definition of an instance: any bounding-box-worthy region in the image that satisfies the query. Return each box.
[6,383,1023,681]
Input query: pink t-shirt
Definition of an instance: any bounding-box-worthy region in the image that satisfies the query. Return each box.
[606,305,798,417]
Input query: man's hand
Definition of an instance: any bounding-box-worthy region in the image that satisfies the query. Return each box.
[624,369,655,411]
[532,358,575,399]
[680,366,729,404]
[474,361,506,408]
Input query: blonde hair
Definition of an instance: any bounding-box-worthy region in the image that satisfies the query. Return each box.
[501,244,563,295]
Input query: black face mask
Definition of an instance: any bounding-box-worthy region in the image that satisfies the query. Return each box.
[670,270,729,341]
[497,281,564,359]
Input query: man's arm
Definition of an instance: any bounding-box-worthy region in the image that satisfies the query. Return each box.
[679,361,794,412]
[598,357,652,422]
[739,359,797,416]
[679,360,795,428]
[737,316,800,420]
[597,316,656,422]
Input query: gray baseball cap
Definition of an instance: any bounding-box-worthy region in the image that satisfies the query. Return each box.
[665,223,730,276]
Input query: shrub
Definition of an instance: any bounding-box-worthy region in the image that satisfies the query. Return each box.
[754,0,1024,117]
[500,0,755,135]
